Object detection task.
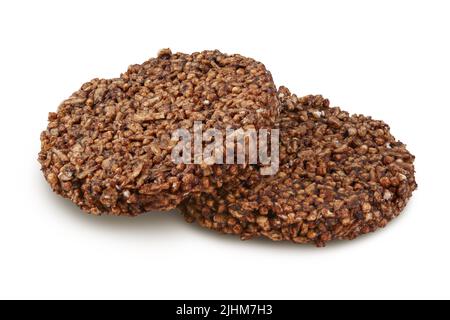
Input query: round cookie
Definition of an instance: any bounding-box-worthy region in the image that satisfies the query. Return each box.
[181,87,417,246]
[39,49,279,215]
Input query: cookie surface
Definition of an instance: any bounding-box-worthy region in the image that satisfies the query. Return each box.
[39,49,279,215]
[181,87,417,246]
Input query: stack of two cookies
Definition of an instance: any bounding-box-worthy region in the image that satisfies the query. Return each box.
[39,49,417,246]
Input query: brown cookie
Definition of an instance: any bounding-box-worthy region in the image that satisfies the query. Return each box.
[181,87,417,246]
[39,49,279,215]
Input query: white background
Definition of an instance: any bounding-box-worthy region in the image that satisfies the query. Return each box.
[0,0,449,300]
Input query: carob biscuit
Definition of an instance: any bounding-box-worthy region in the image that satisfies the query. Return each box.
[39,49,279,215]
[181,87,417,246]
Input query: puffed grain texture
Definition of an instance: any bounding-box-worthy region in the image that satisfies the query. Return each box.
[181,87,417,246]
[39,49,279,215]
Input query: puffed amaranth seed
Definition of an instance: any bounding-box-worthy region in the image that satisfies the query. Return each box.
[181,87,417,246]
[39,49,279,215]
